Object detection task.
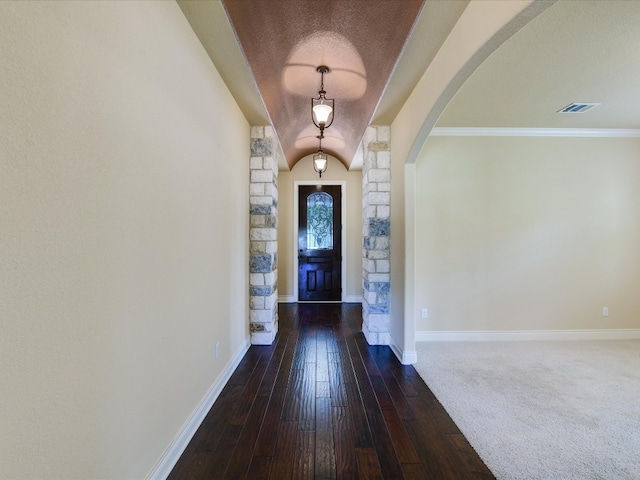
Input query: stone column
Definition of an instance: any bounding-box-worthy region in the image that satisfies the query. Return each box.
[249,126,278,345]
[362,125,391,345]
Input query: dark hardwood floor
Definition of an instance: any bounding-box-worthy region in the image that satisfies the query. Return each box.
[168,303,494,479]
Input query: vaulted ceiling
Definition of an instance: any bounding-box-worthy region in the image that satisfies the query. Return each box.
[177,0,468,170]
[222,0,423,171]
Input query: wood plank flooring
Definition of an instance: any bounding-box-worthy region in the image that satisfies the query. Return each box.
[168,303,494,479]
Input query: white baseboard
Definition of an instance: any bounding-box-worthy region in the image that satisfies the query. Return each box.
[389,336,417,365]
[389,337,402,362]
[401,349,418,364]
[278,295,362,304]
[416,329,640,342]
[146,337,251,480]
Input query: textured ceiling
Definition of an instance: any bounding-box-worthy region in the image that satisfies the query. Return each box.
[221,0,424,170]
[177,0,468,170]
[438,0,640,129]
[178,1,640,170]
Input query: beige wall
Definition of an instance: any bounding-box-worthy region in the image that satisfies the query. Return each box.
[0,2,249,478]
[278,156,363,301]
[415,136,640,332]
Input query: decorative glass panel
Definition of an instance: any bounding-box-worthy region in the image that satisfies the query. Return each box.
[306,192,333,249]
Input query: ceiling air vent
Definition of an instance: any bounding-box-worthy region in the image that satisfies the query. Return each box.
[558,102,601,113]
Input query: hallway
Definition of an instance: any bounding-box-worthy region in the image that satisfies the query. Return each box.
[169,303,493,479]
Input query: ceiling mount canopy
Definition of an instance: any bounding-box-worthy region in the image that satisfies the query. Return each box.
[312,65,334,138]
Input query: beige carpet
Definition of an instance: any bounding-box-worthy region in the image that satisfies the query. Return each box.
[414,340,640,480]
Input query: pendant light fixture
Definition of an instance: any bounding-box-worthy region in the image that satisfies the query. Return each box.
[313,134,328,178]
[311,66,334,138]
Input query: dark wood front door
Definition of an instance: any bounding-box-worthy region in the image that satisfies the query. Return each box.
[298,185,342,302]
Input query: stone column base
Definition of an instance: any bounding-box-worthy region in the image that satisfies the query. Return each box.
[362,322,390,345]
[250,323,278,345]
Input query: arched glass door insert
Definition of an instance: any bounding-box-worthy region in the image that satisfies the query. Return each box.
[306,191,334,250]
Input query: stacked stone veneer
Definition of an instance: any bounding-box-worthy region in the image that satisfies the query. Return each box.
[249,126,278,345]
[362,126,391,345]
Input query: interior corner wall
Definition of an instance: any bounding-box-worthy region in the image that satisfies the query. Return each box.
[389,134,407,352]
[415,136,640,333]
[278,156,363,302]
[0,2,249,479]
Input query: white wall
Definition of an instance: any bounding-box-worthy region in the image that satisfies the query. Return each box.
[278,156,363,302]
[0,2,249,478]
[415,136,640,333]
[389,0,548,361]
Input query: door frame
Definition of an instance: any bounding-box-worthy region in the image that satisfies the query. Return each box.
[293,180,347,303]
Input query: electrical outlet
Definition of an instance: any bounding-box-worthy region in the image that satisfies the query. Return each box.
[602,307,609,317]
[421,308,428,319]
[215,342,221,358]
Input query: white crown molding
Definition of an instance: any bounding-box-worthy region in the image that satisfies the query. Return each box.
[431,127,640,138]
[416,329,640,342]
[146,338,251,480]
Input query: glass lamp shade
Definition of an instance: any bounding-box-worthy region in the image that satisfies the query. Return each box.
[313,151,328,177]
[312,97,334,128]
